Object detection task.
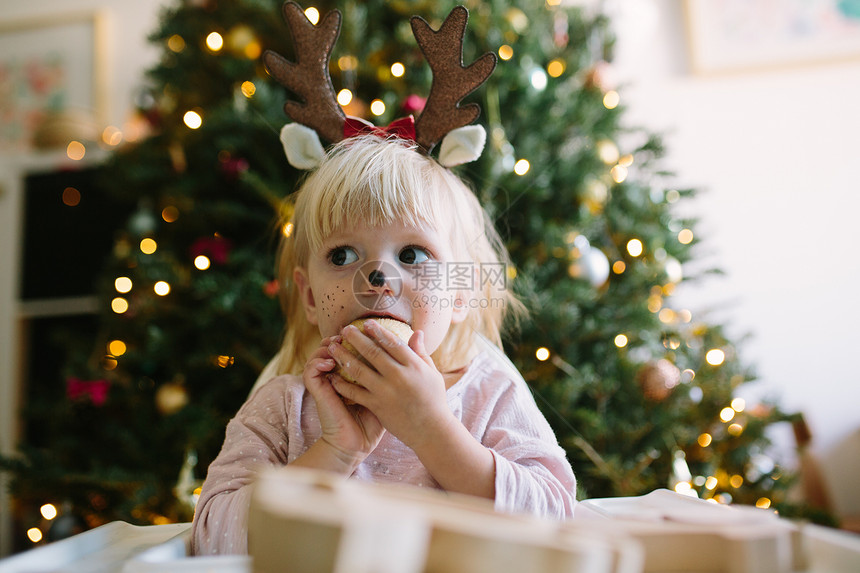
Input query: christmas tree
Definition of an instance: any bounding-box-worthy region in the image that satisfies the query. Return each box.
[3,0,814,549]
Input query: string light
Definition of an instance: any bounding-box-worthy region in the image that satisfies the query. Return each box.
[67,141,86,160]
[498,45,514,60]
[720,407,735,423]
[40,504,57,520]
[530,68,548,90]
[283,222,294,237]
[706,348,725,366]
[115,277,133,293]
[194,255,211,270]
[547,58,565,77]
[216,355,235,368]
[338,55,358,71]
[626,239,643,257]
[390,62,405,77]
[111,297,129,314]
[337,89,353,106]
[731,397,746,412]
[102,126,123,146]
[183,111,203,129]
[612,260,626,274]
[756,497,772,509]
[603,90,619,109]
[27,528,42,543]
[730,475,744,488]
[241,81,256,98]
[535,347,550,361]
[154,281,171,296]
[610,164,627,183]
[614,334,628,348]
[304,7,320,25]
[140,238,158,254]
[596,140,619,164]
[728,423,744,436]
[206,32,224,52]
[108,340,127,356]
[513,159,530,175]
[678,228,694,244]
[697,433,712,447]
[370,99,385,116]
[704,476,718,490]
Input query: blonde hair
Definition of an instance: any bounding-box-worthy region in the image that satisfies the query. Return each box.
[275,135,520,375]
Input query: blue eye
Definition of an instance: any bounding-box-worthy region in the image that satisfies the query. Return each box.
[399,246,430,265]
[329,246,358,266]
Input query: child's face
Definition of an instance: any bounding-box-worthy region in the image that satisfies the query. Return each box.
[294,220,468,356]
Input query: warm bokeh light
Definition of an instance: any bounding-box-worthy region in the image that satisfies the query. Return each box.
[706,348,726,366]
[535,347,550,361]
[154,281,171,296]
[705,476,718,490]
[603,90,619,109]
[241,81,256,98]
[610,164,627,183]
[596,139,619,164]
[62,187,81,207]
[697,433,712,447]
[183,111,202,129]
[111,297,129,314]
[115,277,132,293]
[337,89,353,106]
[626,239,643,257]
[194,255,211,270]
[498,44,514,60]
[513,159,530,175]
[140,238,158,254]
[217,355,235,368]
[547,58,565,77]
[167,34,185,52]
[338,55,358,70]
[390,62,405,77]
[370,99,386,116]
[40,504,57,520]
[731,397,746,412]
[720,407,735,423]
[102,125,123,146]
[108,340,127,356]
[614,334,628,348]
[678,228,694,244]
[756,497,772,509]
[730,474,744,488]
[612,260,626,274]
[728,423,744,436]
[67,141,86,160]
[27,528,42,543]
[162,206,179,222]
[304,7,319,24]
[283,222,294,237]
[206,32,224,52]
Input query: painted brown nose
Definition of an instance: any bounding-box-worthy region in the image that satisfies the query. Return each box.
[368,269,386,287]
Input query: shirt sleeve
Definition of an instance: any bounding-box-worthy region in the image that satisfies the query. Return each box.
[478,373,577,519]
[190,379,292,555]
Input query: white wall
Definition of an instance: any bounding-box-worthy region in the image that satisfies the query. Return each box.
[609,0,860,517]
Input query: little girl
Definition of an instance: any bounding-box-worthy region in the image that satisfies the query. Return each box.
[191,135,577,555]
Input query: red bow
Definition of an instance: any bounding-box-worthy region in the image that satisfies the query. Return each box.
[67,378,110,406]
[343,115,416,142]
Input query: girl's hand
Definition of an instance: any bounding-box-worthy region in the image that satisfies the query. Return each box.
[328,320,454,451]
[300,336,385,473]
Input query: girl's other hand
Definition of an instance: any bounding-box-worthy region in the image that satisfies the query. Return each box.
[300,336,385,472]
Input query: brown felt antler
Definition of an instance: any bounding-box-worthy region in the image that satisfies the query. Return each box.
[411,6,497,152]
[263,2,345,144]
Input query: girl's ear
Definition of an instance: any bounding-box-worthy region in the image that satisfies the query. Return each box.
[293,267,318,325]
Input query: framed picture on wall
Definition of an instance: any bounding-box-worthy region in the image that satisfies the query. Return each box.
[684,0,860,74]
[0,11,108,151]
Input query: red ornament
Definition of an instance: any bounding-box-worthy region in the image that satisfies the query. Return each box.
[263,279,280,298]
[190,236,232,265]
[401,94,426,115]
[220,157,249,180]
[67,378,110,406]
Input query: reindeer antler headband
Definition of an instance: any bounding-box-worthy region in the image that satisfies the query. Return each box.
[263,2,496,169]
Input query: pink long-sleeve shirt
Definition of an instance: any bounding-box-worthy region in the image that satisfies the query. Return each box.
[191,348,577,555]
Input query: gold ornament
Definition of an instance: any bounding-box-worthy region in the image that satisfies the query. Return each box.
[156,381,189,415]
[636,359,681,402]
